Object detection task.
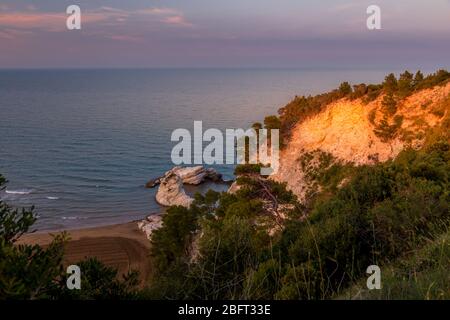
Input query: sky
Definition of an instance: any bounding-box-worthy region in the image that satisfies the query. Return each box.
[0,0,450,69]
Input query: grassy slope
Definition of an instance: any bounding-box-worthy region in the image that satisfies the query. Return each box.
[338,228,449,300]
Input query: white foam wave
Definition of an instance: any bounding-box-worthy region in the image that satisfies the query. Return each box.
[61,216,86,220]
[5,189,32,195]
[46,196,59,200]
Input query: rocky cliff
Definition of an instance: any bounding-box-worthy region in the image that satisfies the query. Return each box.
[272,81,450,202]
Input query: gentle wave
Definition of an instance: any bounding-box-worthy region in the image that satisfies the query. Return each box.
[5,189,32,195]
[61,216,87,220]
[46,196,59,200]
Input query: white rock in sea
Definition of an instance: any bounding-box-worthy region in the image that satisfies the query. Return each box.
[172,166,222,185]
[155,171,194,207]
[146,166,223,188]
[138,214,163,240]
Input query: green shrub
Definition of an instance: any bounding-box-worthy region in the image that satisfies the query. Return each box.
[397,70,414,98]
[382,93,397,115]
[58,258,140,299]
[263,115,281,129]
[150,206,199,271]
[338,82,352,97]
[234,164,262,175]
[383,73,398,94]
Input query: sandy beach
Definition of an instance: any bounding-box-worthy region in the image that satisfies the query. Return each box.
[18,221,152,286]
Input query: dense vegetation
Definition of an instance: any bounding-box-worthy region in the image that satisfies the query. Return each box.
[147,137,449,299]
[147,81,449,298]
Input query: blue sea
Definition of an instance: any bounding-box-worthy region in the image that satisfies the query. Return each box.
[0,68,390,230]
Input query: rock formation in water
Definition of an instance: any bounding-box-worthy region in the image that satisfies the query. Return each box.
[146,166,223,188]
[155,171,194,207]
[173,166,223,185]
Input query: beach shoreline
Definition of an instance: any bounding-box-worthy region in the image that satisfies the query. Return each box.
[18,221,153,286]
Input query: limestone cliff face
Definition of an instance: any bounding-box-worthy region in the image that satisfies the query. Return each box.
[272,82,450,202]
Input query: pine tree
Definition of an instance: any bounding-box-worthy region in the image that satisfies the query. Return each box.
[413,70,424,87]
[398,70,413,97]
[383,73,398,94]
[382,92,397,115]
[338,82,352,97]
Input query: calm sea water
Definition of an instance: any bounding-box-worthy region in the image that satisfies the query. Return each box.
[0,69,389,230]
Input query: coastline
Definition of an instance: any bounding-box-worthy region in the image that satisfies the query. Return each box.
[14,168,233,286]
[18,221,153,286]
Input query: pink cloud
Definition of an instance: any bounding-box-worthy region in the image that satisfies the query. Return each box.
[163,15,193,27]
[130,7,193,27]
[0,11,113,32]
[136,8,180,15]
[0,6,193,34]
[0,12,64,31]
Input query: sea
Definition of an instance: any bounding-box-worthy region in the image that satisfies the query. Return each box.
[0,68,391,230]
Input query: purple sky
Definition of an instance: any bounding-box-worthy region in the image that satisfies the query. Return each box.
[1,0,450,69]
